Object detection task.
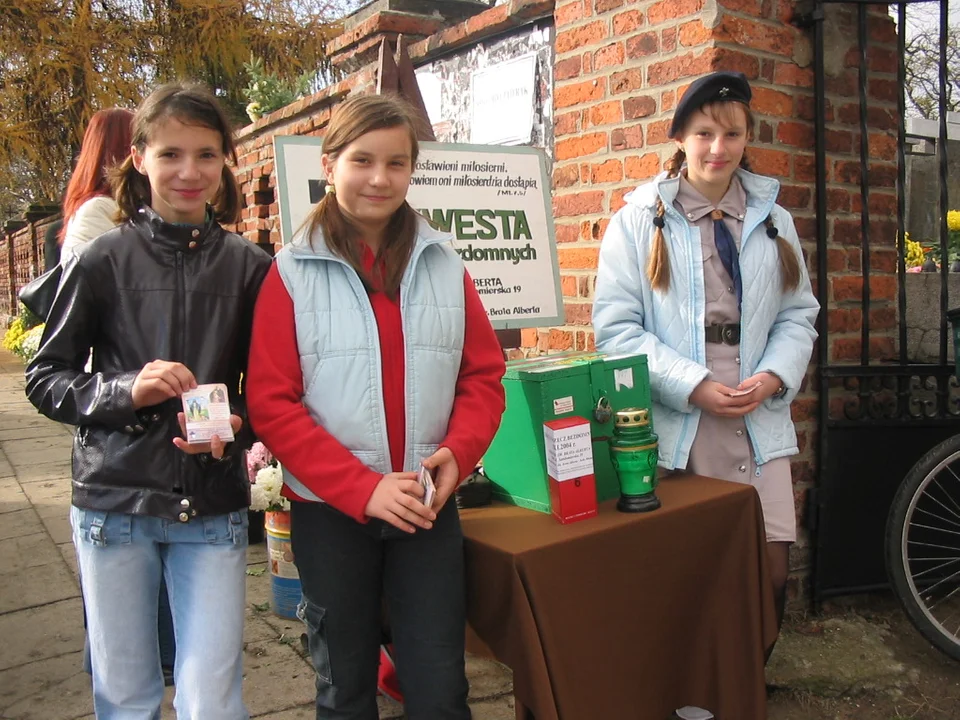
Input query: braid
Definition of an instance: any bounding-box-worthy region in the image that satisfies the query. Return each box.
[648,149,686,292]
[742,154,801,292]
[764,217,802,292]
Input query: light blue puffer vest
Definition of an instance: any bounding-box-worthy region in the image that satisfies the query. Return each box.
[275,217,465,502]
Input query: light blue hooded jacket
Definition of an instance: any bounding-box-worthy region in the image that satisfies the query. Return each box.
[592,168,820,472]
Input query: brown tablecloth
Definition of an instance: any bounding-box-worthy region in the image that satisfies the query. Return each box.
[461,474,777,720]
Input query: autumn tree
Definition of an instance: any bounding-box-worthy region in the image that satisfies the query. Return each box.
[0,0,354,223]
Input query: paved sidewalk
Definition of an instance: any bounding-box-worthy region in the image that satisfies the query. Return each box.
[0,349,515,719]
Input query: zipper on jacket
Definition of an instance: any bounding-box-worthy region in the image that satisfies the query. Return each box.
[291,238,445,473]
[174,250,185,493]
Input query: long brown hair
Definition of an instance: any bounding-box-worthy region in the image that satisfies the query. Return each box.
[61,108,135,243]
[648,101,801,293]
[301,94,424,298]
[111,82,242,224]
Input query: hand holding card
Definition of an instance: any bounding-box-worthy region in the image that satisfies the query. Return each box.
[418,464,436,509]
[725,380,763,398]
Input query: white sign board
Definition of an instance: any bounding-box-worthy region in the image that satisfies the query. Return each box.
[273,138,563,330]
[470,53,537,146]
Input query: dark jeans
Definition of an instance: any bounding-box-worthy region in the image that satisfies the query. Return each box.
[291,500,471,720]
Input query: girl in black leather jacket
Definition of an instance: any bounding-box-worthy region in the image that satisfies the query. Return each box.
[25,82,270,720]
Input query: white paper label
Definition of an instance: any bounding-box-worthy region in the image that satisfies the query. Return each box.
[543,422,594,481]
[553,396,574,415]
[614,367,634,391]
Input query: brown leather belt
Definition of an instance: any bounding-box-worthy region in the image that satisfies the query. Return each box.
[704,323,740,345]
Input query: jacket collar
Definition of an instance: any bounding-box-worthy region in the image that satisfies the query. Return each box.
[134,205,221,251]
[625,167,781,215]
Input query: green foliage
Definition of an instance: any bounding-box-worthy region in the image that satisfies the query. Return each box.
[242,55,317,122]
[914,214,960,266]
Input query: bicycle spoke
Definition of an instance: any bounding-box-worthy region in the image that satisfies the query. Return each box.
[912,505,960,531]
[907,540,960,552]
[923,582,960,615]
[925,476,960,522]
[908,557,960,580]
[937,468,960,518]
[918,566,960,605]
[908,522,960,540]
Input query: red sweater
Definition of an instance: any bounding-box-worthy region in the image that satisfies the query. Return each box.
[246,247,506,523]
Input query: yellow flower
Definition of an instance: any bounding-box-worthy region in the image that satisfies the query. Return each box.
[2,317,26,353]
[948,210,960,233]
[904,231,927,269]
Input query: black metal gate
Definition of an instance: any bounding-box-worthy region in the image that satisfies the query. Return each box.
[810,0,957,602]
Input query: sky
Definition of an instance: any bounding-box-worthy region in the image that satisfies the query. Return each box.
[896,0,959,35]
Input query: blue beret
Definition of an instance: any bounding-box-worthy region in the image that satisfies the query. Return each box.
[668,71,752,139]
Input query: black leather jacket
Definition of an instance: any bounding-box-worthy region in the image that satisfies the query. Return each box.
[25,207,271,521]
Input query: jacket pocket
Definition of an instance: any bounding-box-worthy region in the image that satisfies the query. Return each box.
[297,598,333,684]
[70,506,132,547]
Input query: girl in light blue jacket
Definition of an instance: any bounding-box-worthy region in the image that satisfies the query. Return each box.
[592,72,819,652]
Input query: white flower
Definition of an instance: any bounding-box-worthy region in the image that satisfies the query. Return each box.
[251,465,288,511]
[250,481,270,512]
[19,325,44,362]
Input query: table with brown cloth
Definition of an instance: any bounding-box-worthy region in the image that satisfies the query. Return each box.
[461,474,778,720]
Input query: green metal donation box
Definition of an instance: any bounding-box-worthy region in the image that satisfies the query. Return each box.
[483,352,652,512]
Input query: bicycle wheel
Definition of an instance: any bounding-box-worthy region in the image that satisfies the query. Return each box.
[886,433,960,662]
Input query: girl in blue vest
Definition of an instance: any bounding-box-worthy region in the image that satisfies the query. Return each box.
[592,72,820,657]
[247,94,506,719]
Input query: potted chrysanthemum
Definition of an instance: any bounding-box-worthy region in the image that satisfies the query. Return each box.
[247,450,300,619]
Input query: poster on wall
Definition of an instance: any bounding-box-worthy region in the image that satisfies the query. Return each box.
[273,137,562,330]
[470,53,537,146]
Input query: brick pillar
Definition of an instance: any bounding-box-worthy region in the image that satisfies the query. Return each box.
[818,4,899,369]
[549,0,899,601]
[327,0,490,72]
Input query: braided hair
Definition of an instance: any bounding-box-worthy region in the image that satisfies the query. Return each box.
[647,149,685,291]
[647,152,802,293]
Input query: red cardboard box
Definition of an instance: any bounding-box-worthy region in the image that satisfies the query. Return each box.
[543,416,598,524]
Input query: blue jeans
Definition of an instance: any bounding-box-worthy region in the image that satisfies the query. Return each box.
[71,506,249,720]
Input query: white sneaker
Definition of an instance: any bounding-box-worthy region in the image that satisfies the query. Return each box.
[675,707,714,720]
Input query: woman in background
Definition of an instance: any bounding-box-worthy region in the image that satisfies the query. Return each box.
[59,108,134,264]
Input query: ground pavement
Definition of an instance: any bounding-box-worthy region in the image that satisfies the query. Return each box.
[0,348,516,720]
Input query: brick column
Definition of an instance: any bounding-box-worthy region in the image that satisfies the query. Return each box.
[549,0,898,601]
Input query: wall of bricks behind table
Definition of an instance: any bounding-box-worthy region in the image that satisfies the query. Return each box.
[0,0,902,604]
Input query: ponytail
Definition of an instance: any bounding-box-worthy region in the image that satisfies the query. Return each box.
[740,155,802,292]
[110,155,150,223]
[300,186,419,300]
[212,165,242,225]
[648,148,685,292]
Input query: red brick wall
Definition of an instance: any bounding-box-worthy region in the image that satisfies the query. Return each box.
[1,216,57,320]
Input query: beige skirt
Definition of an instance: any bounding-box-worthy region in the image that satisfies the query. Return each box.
[679,341,797,543]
